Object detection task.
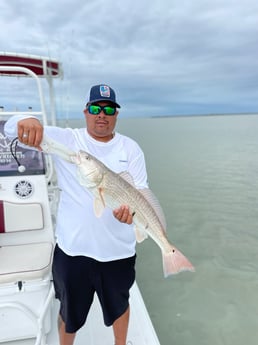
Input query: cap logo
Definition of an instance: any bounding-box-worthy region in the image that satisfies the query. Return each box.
[100,85,110,98]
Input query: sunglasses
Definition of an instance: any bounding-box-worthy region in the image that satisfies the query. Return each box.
[87,104,116,116]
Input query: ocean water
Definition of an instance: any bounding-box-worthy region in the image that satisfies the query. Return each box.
[58,114,258,345]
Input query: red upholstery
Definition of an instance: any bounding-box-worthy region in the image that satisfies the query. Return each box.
[0,200,4,233]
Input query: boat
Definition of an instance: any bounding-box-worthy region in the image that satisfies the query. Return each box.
[0,52,161,345]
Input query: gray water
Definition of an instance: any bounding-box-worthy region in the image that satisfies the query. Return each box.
[58,114,258,345]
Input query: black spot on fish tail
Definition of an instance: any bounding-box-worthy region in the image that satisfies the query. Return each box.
[132,211,136,217]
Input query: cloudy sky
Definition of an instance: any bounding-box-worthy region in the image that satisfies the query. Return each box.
[0,0,258,118]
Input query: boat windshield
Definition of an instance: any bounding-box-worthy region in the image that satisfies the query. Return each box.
[0,120,45,176]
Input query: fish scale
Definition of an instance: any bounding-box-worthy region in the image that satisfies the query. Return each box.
[76,150,195,277]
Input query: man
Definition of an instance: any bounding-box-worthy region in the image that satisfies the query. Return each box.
[4,84,148,345]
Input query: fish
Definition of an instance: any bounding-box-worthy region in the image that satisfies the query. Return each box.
[40,136,195,277]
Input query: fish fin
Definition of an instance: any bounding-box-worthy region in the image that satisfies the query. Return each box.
[139,188,167,230]
[134,225,148,243]
[119,172,135,186]
[93,188,106,217]
[93,198,105,217]
[162,245,195,277]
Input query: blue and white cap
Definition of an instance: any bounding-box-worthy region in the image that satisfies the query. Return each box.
[86,84,121,108]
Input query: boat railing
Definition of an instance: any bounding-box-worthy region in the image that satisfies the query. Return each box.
[0,65,55,184]
[0,66,48,124]
[0,111,43,116]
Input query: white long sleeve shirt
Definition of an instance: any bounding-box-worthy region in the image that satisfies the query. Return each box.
[4,116,148,261]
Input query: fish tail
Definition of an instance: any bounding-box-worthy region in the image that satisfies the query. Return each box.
[162,245,195,277]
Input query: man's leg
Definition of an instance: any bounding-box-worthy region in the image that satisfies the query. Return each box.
[112,306,130,345]
[58,314,76,345]
[53,246,94,345]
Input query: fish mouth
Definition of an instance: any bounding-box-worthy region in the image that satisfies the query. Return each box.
[75,151,90,165]
[70,154,81,165]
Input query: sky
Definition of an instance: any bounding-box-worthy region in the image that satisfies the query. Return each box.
[0,0,258,118]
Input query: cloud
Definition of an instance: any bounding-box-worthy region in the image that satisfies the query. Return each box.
[0,0,257,118]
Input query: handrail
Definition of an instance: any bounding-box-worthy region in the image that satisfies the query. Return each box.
[0,111,43,116]
[0,282,55,345]
[0,65,54,182]
[0,66,48,125]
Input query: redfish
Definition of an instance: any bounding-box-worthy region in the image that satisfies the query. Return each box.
[41,137,195,277]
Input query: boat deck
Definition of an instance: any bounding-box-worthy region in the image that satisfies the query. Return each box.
[2,283,160,345]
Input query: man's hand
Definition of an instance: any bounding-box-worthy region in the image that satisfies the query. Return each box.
[113,205,134,224]
[18,118,43,148]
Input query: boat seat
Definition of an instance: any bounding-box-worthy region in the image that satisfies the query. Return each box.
[0,200,44,233]
[0,242,53,284]
[0,200,54,285]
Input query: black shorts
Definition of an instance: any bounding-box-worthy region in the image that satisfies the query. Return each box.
[52,244,136,333]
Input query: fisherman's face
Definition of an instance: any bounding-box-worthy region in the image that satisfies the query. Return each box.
[84,101,119,142]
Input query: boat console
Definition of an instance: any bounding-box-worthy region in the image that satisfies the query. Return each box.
[0,120,55,344]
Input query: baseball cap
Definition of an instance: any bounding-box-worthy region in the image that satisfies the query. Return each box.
[86,84,121,108]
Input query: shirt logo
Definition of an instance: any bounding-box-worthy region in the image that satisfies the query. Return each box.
[100,85,110,98]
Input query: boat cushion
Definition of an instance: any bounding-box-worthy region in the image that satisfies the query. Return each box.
[0,242,53,284]
[0,200,43,233]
